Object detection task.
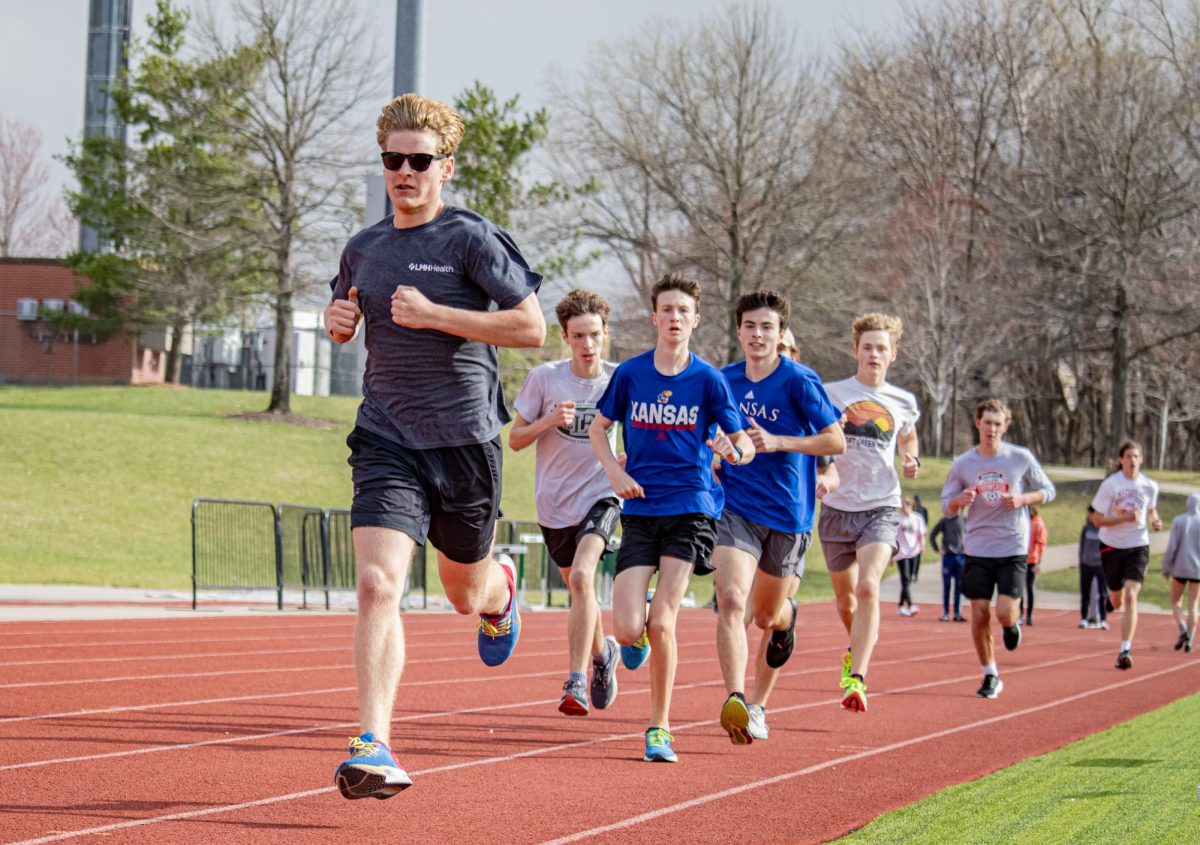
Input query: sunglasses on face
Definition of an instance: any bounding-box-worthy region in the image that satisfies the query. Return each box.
[380,151,448,172]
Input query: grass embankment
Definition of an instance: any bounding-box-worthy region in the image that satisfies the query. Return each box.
[0,385,1192,597]
[837,690,1200,844]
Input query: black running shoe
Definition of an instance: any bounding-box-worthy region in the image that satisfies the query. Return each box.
[1002,622,1022,651]
[1116,650,1133,670]
[976,674,1004,699]
[1175,630,1189,651]
[765,597,798,669]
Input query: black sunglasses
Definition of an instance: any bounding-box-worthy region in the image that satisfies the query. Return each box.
[380,151,448,172]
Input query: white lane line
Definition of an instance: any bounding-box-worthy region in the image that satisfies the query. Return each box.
[0,645,347,668]
[9,652,1195,845]
[536,659,1200,844]
[0,632,1092,774]
[0,626,951,713]
[0,642,571,691]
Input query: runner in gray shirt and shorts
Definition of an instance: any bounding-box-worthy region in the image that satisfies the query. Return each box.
[942,399,1055,700]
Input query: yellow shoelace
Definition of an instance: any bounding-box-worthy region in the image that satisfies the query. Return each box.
[348,736,379,757]
[646,728,674,747]
[477,614,513,639]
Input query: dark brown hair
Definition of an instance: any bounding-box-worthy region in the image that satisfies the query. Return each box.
[555,288,610,332]
[650,272,701,310]
[736,290,790,330]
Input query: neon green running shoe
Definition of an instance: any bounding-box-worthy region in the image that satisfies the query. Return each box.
[840,674,867,713]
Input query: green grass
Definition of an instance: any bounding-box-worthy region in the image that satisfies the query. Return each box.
[1038,554,1177,609]
[836,691,1200,844]
[0,385,1187,597]
[0,386,540,590]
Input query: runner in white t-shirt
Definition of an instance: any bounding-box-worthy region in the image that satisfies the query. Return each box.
[1089,439,1162,670]
[818,313,921,713]
[510,290,622,715]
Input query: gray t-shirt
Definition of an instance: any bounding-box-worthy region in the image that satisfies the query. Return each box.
[941,443,1057,558]
[513,359,618,529]
[330,208,542,448]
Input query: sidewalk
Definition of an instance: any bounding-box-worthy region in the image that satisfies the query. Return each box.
[0,584,353,622]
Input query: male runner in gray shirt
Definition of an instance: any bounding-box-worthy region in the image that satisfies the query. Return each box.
[325,93,544,799]
[942,398,1055,700]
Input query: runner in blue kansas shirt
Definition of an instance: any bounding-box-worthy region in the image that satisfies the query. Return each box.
[711,291,844,744]
[598,349,743,518]
[590,272,753,765]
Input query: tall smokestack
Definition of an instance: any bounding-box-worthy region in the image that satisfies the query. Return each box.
[80,0,132,253]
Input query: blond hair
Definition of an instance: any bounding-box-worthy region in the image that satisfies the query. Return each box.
[852,313,903,349]
[376,93,465,154]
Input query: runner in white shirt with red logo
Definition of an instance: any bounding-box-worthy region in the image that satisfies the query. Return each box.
[1090,439,1162,670]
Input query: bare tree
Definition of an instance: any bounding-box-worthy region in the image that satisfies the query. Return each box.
[550,2,846,361]
[833,0,1056,455]
[0,116,61,257]
[996,0,1200,456]
[198,0,383,413]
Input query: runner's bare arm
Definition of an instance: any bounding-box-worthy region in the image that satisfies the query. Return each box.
[746,419,845,455]
[508,404,577,452]
[391,289,546,348]
[589,412,643,499]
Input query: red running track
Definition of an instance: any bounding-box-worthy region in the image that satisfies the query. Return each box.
[0,603,1197,844]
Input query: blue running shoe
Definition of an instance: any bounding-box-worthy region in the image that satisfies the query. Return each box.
[334,733,411,799]
[621,628,651,670]
[478,555,520,666]
[643,726,677,763]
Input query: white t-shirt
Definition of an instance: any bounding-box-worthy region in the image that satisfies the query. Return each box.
[513,359,618,529]
[821,377,921,512]
[1091,471,1159,549]
[896,511,927,559]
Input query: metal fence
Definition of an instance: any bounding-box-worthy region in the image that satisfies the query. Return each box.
[194,498,402,610]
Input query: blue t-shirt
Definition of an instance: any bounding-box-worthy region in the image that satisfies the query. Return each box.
[719,359,840,534]
[330,207,542,449]
[597,350,744,518]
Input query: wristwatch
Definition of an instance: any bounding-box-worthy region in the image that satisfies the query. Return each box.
[730,445,744,465]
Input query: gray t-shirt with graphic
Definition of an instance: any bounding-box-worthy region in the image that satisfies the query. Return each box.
[330,207,542,449]
[513,359,618,529]
[941,443,1057,558]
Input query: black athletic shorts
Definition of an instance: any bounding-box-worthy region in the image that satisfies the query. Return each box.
[1101,545,1150,592]
[615,513,717,576]
[962,555,1027,601]
[540,498,621,569]
[1175,577,1200,585]
[346,426,502,563]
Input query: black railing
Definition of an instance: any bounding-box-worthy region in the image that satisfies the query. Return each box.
[192,498,614,610]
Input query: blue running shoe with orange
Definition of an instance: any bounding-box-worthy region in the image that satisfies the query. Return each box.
[334,733,411,799]
[478,555,520,666]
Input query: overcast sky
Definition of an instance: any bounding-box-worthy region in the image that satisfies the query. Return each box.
[1,0,930,203]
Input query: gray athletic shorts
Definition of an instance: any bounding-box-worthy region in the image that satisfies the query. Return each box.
[817,504,899,574]
[716,509,810,579]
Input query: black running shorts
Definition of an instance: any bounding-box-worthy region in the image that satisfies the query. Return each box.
[539,498,621,569]
[962,554,1027,601]
[1101,545,1150,592]
[615,513,717,576]
[346,426,502,563]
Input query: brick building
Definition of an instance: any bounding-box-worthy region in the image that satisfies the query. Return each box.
[0,258,166,386]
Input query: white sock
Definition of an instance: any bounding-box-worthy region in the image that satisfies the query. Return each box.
[1120,640,1131,652]
[983,662,998,677]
